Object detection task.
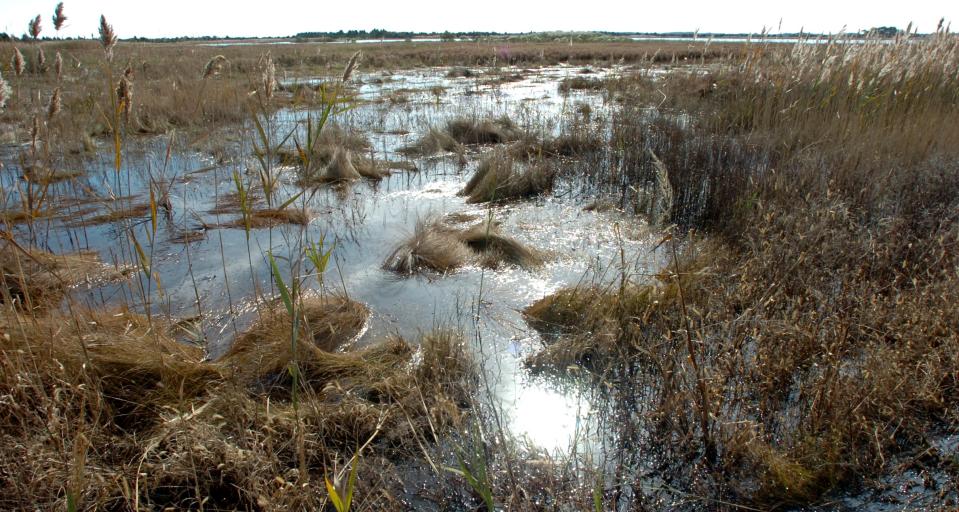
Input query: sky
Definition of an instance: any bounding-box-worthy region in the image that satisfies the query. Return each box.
[1,0,956,39]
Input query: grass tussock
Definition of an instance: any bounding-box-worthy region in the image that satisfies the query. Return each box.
[558,76,605,93]
[0,300,474,509]
[383,218,474,274]
[298,145,390,185]
[460,149,555,203]
[398,127,464,157]
[0,242,129,309]
[384,217,544,275]
[445,116,522,145]
[523,249,714,371]
[458,221,545,269]
[219,295,370,386]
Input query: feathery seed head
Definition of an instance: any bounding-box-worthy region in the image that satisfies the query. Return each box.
[202,55,228,79]
[29,15,42,40]
[342,51,362,82]
[48,87,61,120]
[99,15,118,61]
[12,48,25,76]
[261,54,276,100]
[54,51,63,80]
[53,3,67,31]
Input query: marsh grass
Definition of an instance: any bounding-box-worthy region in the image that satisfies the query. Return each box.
[446,116,522,145]
[0,300,475,509]
[460,148,555,203]
[383,218,474,274]
[0,241,129,310]
[398,127,464,157]
[65,202,151,227]
[224,207,311,228]
[514,30,959,509]
[384,217,544,275]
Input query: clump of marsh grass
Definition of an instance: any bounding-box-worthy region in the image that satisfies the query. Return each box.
[0,294,475,509]
[383,218,472,275]
[66,202,151,227]
[445,115,522,145]
[460,149,555,203]
[0,241,129,310]
[219,295,370,386]
[384,217,544,275]
[312,146,362,182]
[558,76,605,93]
[458,220,545,269]
[398,127,464,157]
[291,127,389,184]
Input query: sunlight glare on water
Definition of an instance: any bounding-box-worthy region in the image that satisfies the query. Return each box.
[508,381,590,452]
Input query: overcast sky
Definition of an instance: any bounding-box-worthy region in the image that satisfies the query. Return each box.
[1,0,955,38]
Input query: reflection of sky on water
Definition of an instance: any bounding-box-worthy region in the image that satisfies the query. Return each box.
[1,65,665,452]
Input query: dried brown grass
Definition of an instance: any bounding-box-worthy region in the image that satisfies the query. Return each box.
[0,296,474,509]
[0,242,129,310]
[460,149,555,203]
[384,217,544,275]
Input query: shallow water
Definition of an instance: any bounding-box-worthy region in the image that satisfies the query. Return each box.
[1,65,662,455]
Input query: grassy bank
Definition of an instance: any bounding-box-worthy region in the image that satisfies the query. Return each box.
[514,28,959,508]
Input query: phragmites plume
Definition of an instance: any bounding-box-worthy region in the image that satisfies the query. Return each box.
[54,51,63,80]
[342,51,361,82]
[260,54,276,100]
[0,72,10,111]
[98,15,118,61]
[12,48,25,76]
[53,3,67,31]
[116,72,133,120]
[37,48,47,74]
[48,87,61,120]
[29,15,42,40]
[202,55,228,79]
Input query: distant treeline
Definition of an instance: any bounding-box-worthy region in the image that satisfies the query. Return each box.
[293,29,500,40]
[0,26,913,43]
